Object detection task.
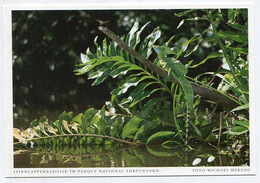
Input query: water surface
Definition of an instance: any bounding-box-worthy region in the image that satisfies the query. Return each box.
[14,144,249,168]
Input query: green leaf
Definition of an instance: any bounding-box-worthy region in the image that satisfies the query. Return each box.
[80,53,91,64]
[231,103,249,112]
[229,126,248,135]
[138,97,168,118]
[134,21,150,45]
[129,88,162,108]
[167,60,188,75]
[122,116,143,140]
[111,77,140,95]
[134,120,157,141]
[91,114,101,134]
[153,45,194,112]
[58,112,72,133]
[120,81,157,105]
[71,113,83,125]
[82,108,97,133]
[228,47,248,55]
[169,67,194,112]
[190,121,202,138]
[127,18,139,46]
[110,65,130,78]
[90,63,114,86]
[153,45,175,56]
[182,35,201,49]
[130,81,156,97]
[110,117,124,137]
[147,131,175,145]
[234,120,249,128]
[184,43,199,57]
[86,47,94,59]
[30,119,39,128]
[139,27,161,58]
[189,52,222,68]
[226,22,248,31]
[218,31,248,43]
[102,38,108,56]
[111,76,151,96]
[165,35,175,47]
[228,9,245,23]
[76,56,125,75]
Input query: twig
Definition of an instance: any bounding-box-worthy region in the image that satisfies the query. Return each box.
[98,26,240,109]
[208,102,218,123]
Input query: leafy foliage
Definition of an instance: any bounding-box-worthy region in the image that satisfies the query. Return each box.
[75,19,202,143]
[14,107,129,147]
[13,102,175,147]
[14,9,249,150]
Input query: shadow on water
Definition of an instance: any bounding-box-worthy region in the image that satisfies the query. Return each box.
[14,144,249,168]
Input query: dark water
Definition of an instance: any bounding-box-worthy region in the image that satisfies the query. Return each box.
[14,144,249,168]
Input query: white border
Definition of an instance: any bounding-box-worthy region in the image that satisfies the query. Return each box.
[1,0,258,180]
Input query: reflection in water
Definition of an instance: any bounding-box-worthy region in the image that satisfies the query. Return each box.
[14,144,249,168]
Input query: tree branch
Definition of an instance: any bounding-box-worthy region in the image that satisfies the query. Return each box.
[98,26,240,109]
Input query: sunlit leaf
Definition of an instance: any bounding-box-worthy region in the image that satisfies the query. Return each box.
[13,128,25,142]
[231,103,249,112]
[177,20,184,29]
[62,120,73,134]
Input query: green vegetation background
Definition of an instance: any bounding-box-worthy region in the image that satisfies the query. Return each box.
[12,10,226,128]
